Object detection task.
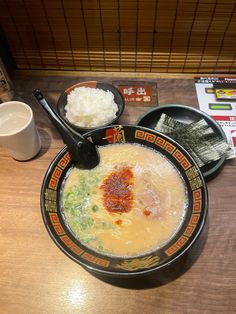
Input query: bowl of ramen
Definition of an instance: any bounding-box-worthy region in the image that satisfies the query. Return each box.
[41,125,208,277]
[57,81,125,133]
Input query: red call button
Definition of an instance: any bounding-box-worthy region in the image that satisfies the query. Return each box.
[118,85,151,102]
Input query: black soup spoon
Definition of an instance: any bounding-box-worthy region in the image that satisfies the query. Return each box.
[33,89,100,169]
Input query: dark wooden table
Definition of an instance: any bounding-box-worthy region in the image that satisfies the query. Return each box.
[1,72,235,313]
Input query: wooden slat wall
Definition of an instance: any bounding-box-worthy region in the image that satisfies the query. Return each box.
[1,0,236,73]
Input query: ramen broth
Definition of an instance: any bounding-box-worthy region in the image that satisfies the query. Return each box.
[62,143,187,257]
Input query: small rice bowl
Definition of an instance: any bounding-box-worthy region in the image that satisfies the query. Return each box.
[65,86,119,128]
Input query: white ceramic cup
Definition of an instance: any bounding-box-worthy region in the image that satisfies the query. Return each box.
[0,101,41,161]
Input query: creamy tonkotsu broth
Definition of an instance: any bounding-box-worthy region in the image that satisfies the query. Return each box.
[62,143,187,257]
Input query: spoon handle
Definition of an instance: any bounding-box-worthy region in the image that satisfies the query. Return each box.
[33,89,84,141]
[32,89,100,169]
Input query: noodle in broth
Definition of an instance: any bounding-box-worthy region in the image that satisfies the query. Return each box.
[62,143,187,257]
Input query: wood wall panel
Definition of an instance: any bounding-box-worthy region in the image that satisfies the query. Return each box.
[0,0,235,73]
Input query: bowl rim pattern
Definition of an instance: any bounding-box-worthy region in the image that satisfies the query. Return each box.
[41,125,208,277]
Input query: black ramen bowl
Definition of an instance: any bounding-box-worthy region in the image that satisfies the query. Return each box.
[57,81,125,133]
[136,104,228,181]
[41,125,208,278]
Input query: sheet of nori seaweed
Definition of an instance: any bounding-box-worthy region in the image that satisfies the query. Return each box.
[155,113,230,167]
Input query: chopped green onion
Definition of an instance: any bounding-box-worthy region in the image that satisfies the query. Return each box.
[92,204,99,212]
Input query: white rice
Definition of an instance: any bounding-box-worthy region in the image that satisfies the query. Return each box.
[65,86,119,128]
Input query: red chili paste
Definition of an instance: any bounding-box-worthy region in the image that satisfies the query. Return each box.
[100,167,134,213]
[143,209,151,217]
